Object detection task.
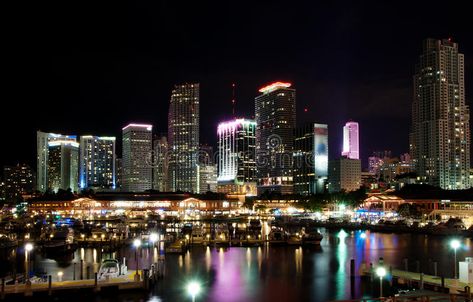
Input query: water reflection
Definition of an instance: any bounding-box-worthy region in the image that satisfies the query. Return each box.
[1,229,472,301]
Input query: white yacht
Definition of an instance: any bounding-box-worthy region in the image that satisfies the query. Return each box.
[97,259,127,281]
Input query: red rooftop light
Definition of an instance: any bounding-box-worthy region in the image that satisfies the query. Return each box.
[258,81,292,93]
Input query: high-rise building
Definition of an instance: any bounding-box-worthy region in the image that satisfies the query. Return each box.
[47,140,79,192]
[217,118,257,195]
[122,123,153,192]
[197,164,218,193]
[255,82,296,195]
[328,157,361,193]
[168,83,200,193]
[79,136,116,190]
[293,123,328,195]
[153,135,169,192]
[37,131,77,192]
[410,38,470,189]
[341,121,359,160]
[3,163,35,200]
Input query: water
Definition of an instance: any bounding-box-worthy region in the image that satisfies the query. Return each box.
[2,229,472,301]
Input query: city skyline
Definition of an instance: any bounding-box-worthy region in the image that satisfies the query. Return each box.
[3,1,471,171]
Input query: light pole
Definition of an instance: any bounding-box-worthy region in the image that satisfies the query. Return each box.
[24,243,34,282]
[450,239,461,279]
[187,281,201,302]
[133,239,141,280]
[376,267,386,298]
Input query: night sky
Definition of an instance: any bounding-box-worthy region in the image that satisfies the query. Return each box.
[2,0,472,170]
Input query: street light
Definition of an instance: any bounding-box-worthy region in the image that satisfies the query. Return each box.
[25,243,34,281]
[150,233,158,247]
[187,281,201,302]
[450,239,461,279]
[133,239,142,280]
[376,266,386,297]
[57,271,63,282]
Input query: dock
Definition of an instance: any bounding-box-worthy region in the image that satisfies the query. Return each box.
[391,269,473,294]
[0,268,160,299]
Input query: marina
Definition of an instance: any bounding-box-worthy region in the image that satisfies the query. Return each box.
[0,216,472,301]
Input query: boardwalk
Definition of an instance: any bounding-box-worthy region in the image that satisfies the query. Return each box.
[391,269,473,294]
[1,270,148,299]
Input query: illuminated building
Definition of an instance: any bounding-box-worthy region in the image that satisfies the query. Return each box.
[341,121,359,160]
[153,135,168,192]
[47,140,80,192]
[79,136,116,190]
[328,157,361,193]
[168,83,200,193]
[217,118,256,195]
[410,38,470,189]
[293,123,328,195]
[255,82,296,195]
[3,163,35,200]
[197,163,218,193]
[122,123,153,192]
[37,131,77,192]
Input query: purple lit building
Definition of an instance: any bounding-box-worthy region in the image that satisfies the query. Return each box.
[217,118,257,195]
[341,121,359,160]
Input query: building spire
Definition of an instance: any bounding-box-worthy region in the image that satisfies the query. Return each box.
[232,83,236,117]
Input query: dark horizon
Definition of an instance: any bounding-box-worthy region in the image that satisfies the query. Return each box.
[2,0,472,171]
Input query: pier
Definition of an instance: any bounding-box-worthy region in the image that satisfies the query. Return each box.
[0,266,163,300]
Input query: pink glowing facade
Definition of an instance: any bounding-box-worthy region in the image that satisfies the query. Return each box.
[217,119,256,188]
[341,121,359,160]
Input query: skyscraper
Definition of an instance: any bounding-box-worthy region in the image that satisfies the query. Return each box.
[3,163,35,200]
[255,82,296,195]
[79,136,116,190]
[153,135,169,192]
[410,38,470,189]
[168,83,200,193]
[294,123,329,195]
[122,123,153,192]
[47,140,79,192]
[36,131,77,192]
[341,121,359,160]
[217,118,257,195]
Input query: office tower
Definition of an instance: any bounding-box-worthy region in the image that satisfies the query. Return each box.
[328,157,361,193]
[255,82,296,195]
[217,118,257,195]
[410,38,470,189]
[3,163,35,200]
[153,135,168,192]
[122,123,153,192]
[47,140,79,192]
[79,136,116,190]
[168,83,200,193]
[341,121,359,160]
[197,163,218,193]
[294,123,329,195]
[37,131,77,192]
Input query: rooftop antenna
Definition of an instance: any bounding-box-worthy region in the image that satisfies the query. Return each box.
[231,83,236,117]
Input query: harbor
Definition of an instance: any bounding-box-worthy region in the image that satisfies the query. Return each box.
[0,217,472,301]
